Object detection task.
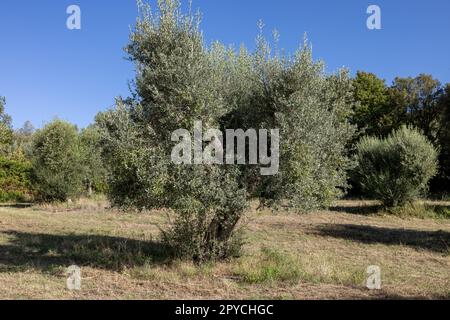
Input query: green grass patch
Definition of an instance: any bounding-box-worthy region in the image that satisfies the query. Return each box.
[233,248,302,284]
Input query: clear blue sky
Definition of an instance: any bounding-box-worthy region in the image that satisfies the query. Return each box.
[1,0,449,129]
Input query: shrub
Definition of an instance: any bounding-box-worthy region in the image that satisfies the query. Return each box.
[0,156,33,202]
[10,121,35,161]
[31,120,83,202]
[355,126,438,208]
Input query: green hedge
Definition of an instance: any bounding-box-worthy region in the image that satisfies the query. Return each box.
[0,156,33,202]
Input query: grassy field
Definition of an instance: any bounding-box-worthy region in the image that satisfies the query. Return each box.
[0,199,449,300]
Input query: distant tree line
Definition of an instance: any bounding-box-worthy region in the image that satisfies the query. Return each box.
[0,100,106,202]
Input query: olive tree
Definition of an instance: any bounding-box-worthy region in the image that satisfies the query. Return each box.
[99,0,356,261]
[220,35,356,212]
[0,97,12,154]
[355,126,438,208]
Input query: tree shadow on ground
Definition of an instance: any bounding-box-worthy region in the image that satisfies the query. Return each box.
[329,204,382,215]
[330,202,450,218]
[311,224,450,254]
[378,293,450,300]
[0,231,171,273]
[0,203,33,209]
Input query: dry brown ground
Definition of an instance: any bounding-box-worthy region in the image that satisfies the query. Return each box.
[0,199,449,300]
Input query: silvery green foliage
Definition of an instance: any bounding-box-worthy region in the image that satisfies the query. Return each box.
[126,0,230,137]
[220,36,356,212]
[355,126,438,208]
[99,0,356,260]
[98,0,247,261]
[0,97,13,154]
[96,100,170,209]
[269,51,355,212]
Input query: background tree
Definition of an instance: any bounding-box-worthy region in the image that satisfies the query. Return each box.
[18,120,35,136]
[435,84,450,192]
[352,72,391,137]
[386,75,447,193]
[389,74,443,144]
[31,120,83,202]
[351,73,445,143]
[221,36,356,211]
[0,99,34,202]
[0,96,13,154]
[350,74,450,195]
[10,121,35,160]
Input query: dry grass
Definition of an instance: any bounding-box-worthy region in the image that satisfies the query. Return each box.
[0,199,449,300]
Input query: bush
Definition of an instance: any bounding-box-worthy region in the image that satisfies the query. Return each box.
[0,156,33,202]
[31,120,83,202]
[355,126,438,208]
